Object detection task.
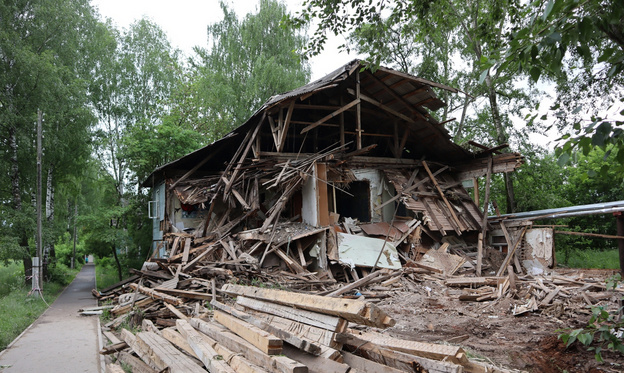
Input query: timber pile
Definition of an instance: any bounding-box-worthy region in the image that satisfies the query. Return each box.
[101,284,511,373]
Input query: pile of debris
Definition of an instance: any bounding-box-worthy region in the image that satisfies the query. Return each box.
[99,283,513,373]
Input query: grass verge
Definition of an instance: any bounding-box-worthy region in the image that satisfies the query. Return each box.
[0,261,79,351]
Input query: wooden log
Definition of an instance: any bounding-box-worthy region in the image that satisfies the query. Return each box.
[176,319,238,373]
[222,284,395,328]
[236,296,347,332]
[212,300,322,355]
[189,317,307,373]
[325,270,384,297]
[116,351,157,373]
[214,310,283,355]
[128,283,182,305]
[282,345,349,373]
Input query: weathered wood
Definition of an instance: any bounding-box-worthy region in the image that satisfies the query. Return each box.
[120,329,158,370]
[134,331,206,373]
[341,351,405,373]
[128,283,182,305]
[189,318,307,373]
[245,308,339,348]
[181,242,220,272]
[117,351,158,373]
[99,341,129,355]
[496,226,528,276]
[422,160,463,234]
[214,310,283,355]
[103,330,122,345]
[338,334,461,373]
[105,363,125,373]
[142,319,161,336]
[176,319,238,373]
[212,300,322,355]
[236,296,347,332]
[325,270,384,297]
[112,297,155,316]
[282,344,349,373]
[222,284,395,328]
[164,303,188,320]
[476,232,483,276]
[153,287,214,301]
[344,330,464,363]
[181,237,191,264]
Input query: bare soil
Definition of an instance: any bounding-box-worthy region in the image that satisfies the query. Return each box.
[373,268,624,373]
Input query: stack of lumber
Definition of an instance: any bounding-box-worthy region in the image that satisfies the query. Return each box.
[102,284,510,373]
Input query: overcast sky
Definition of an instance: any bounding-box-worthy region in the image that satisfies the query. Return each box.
[89,0,357,81]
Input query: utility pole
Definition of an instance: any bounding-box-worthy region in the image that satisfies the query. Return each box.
[34,110,43,294]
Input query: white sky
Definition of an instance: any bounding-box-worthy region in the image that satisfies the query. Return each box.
[89,0,357,81]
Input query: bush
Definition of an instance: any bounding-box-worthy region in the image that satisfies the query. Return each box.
[556,248,620,269]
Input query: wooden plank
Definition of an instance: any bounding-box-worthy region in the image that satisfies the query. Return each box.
[128,283,182,305]
[120,329,158,370]
[476,232,483,276]
[181,237,191,264]
[282,345,349,373]
[342,351,405,373]
[103,330,122,345]
[100,341,129,355]
[188,318,307,373]
[236,296,347,332]
[278,100,296,152]
[222,284,395,328]
[214,310,283,355]
[212,300,322,355]
[117,351,158,373]
[422,160,463,235]
[344,330,464,363]
[134,331,206,373]
[325,270,384,297]
[496,226,528,276]
[182,242,220,272]
[153,287,214,301]
[170,236,181,258]
[338,334,462,373]
[111,297,155,316]
[176,319,238,373]
[165,302,188,320]
[245,308,339,348]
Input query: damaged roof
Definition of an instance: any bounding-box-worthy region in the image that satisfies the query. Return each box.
[143,59,480,188]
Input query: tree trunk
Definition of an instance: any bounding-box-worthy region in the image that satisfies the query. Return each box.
[112,244,123,281]
[616,213,624,276]
[485,75,517,213]
[45,164,56,264]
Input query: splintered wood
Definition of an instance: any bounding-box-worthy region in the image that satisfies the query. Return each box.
[103,284,511,373]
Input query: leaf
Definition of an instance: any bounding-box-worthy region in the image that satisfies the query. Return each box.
[542,0,555,20]
[479,68,489,84]
[577,332,593,346]
[530,66,541,81]
[557,152,570,166]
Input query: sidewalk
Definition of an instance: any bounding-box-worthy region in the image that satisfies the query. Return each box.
[0,263,101,372]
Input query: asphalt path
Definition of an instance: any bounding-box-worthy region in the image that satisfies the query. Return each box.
[0,263,101,372]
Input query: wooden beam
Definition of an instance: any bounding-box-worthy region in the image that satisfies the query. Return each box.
[214,310,283,355]
[347,88,416,124]
[356,69,362,149]
[496,225,528,276]
[212,300,322,356]
[282,345,350,373]
[300,98,360,134]
[176,319,238,373]
[236,296,347,332]
[554,230,624,240]
[168,152,218,191]
[134,331,206,373]
[189,318,307,373]
[221,284,395,328]
[278,100,296,152]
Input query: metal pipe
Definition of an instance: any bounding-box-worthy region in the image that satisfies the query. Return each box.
[489,201,624,221]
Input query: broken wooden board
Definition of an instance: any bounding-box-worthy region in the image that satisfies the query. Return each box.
[214,310,283,355]
[188,317,307,373]
[417,245,465,276]
[176,319,238,373]
[116,351,157,373]
[337,233,402,270]
[236,296,348,332]
[221,284,395,328]
[282,344,350,373]
[212,299,322,355]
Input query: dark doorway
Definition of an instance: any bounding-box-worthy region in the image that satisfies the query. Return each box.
[333,180,371,222]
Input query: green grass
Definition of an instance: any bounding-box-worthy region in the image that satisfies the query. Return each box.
[95,261,122,291]
[556,248,620,269]
[0,261,79,351]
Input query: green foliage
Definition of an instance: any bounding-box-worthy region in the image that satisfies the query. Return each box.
[192,0,311,134]
[555,248,620,269]
[558,275,624,361]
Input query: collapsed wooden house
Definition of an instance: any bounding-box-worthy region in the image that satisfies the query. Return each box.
[142,59,526,282]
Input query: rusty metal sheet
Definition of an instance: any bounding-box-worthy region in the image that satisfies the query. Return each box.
[360,222,404,240]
